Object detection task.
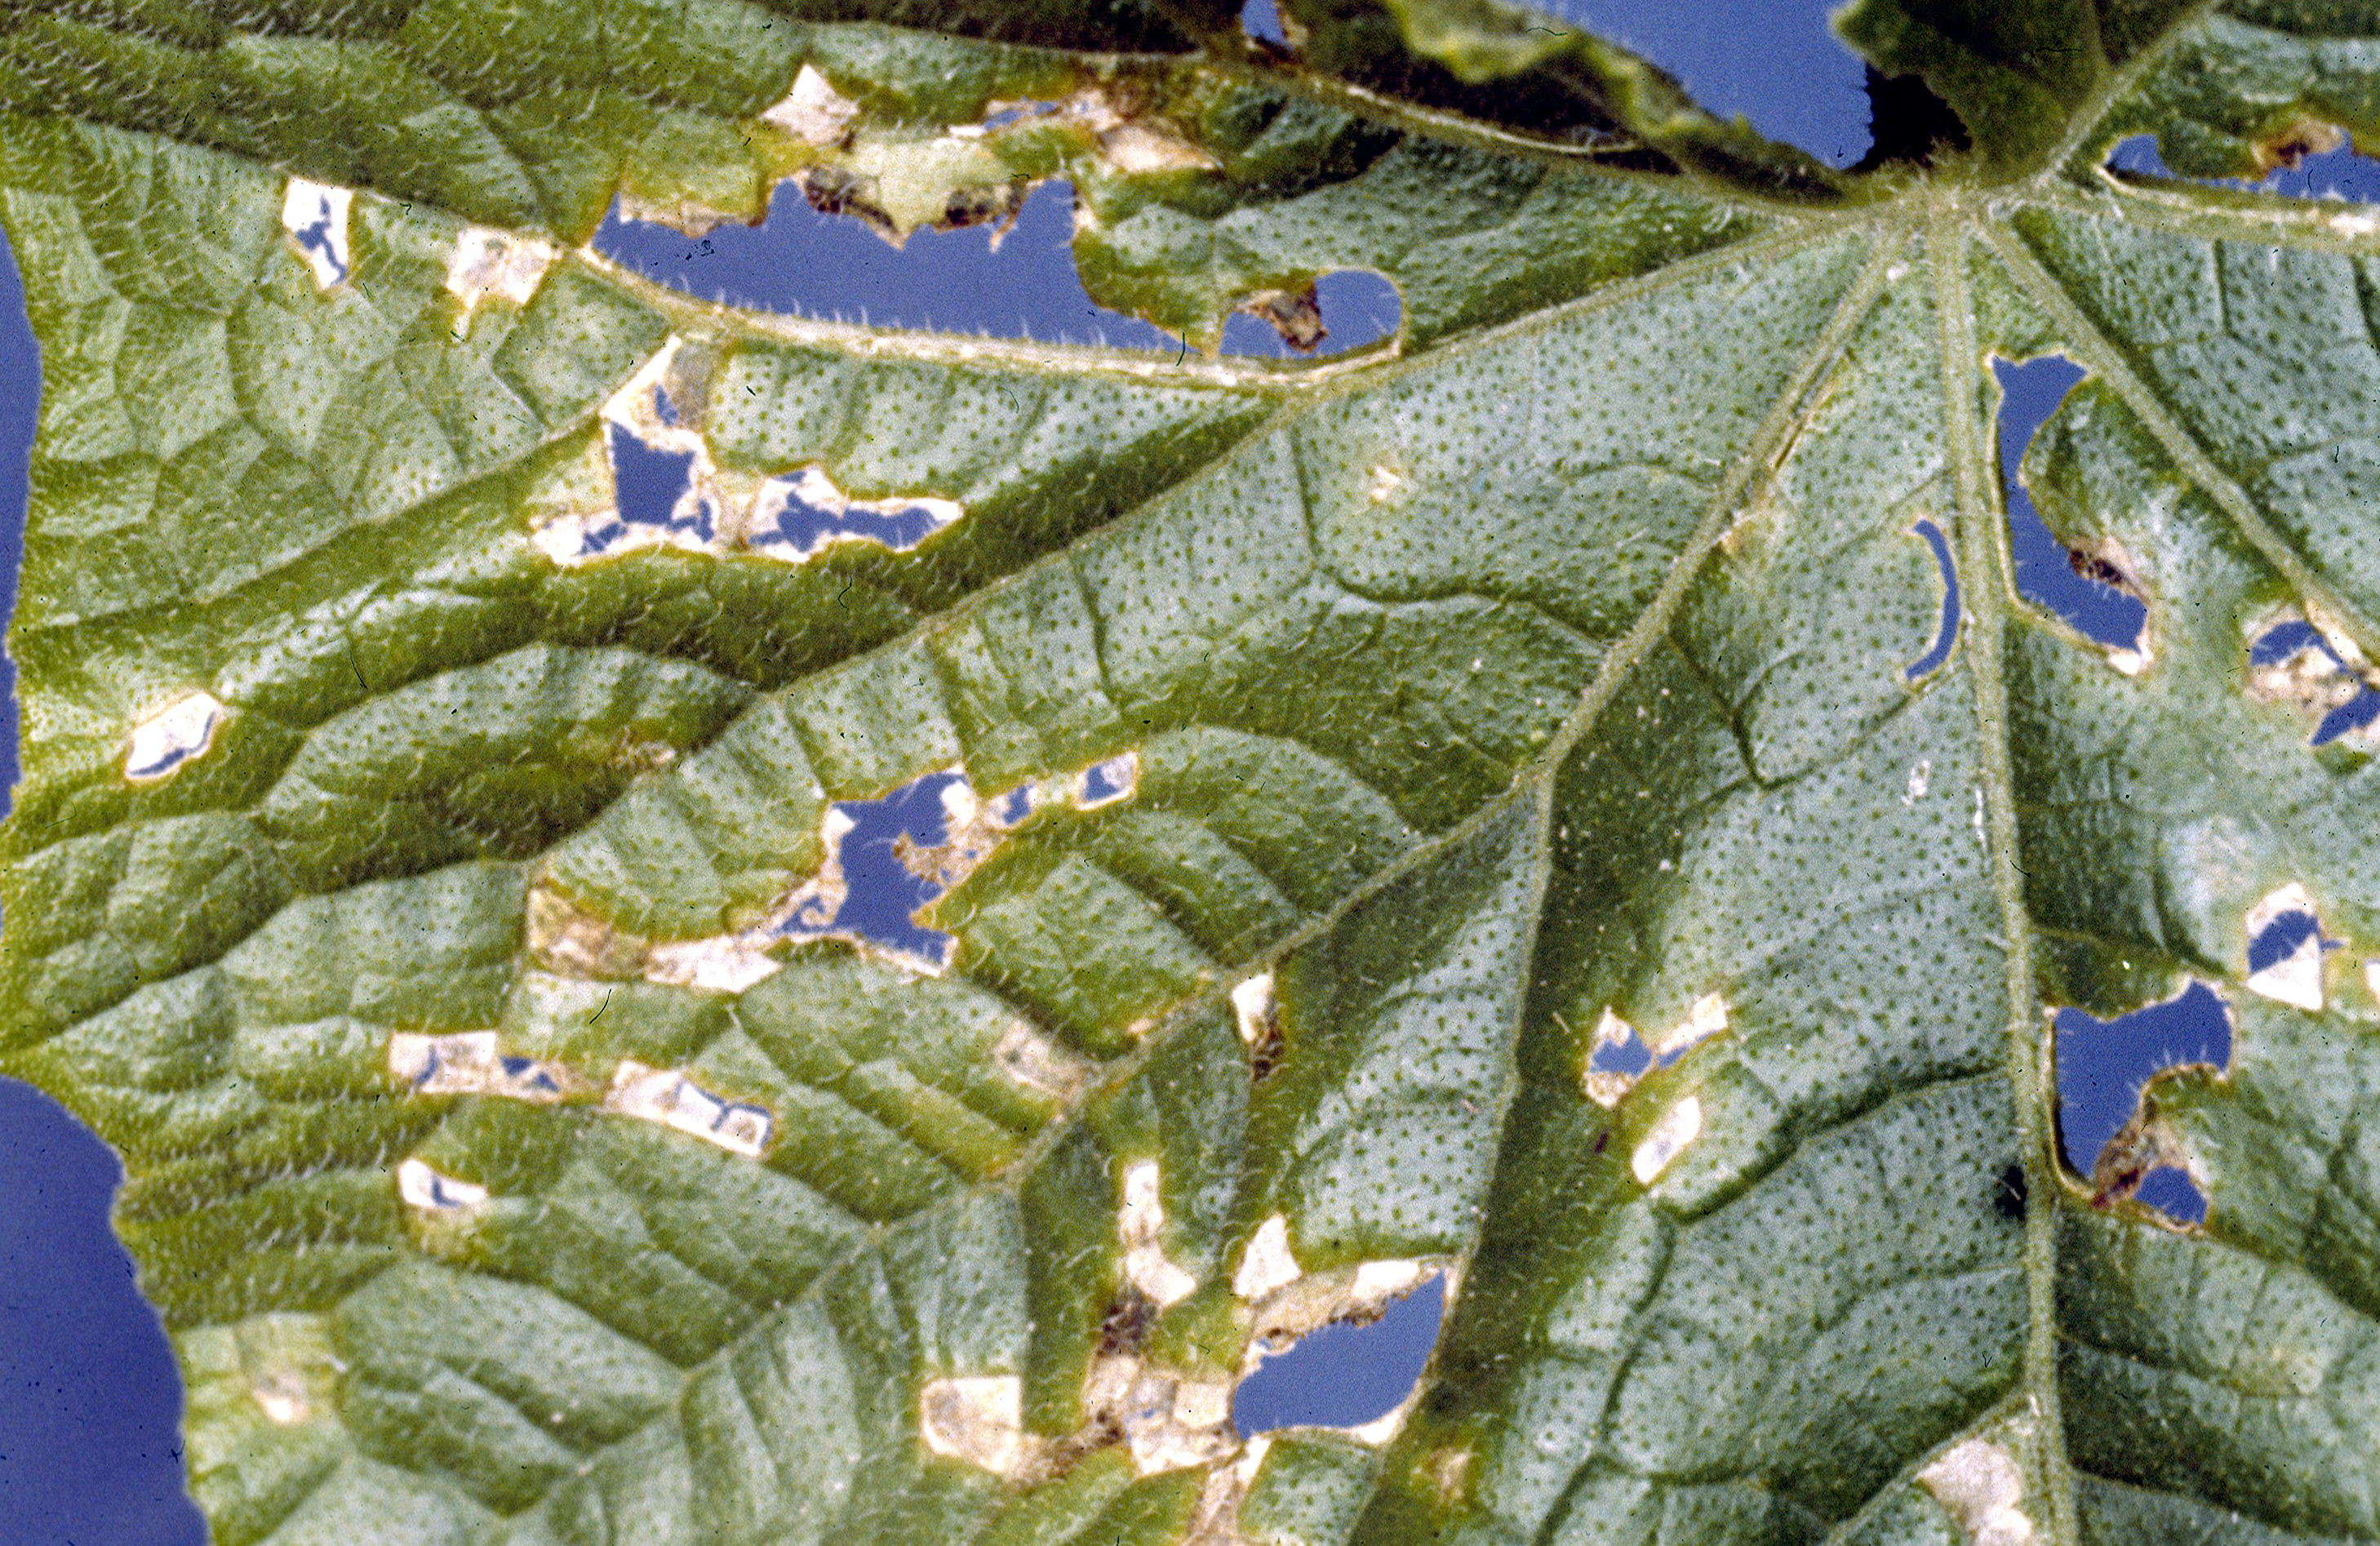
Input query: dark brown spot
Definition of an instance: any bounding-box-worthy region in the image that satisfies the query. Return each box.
[1097,1288,1157,1357]
[2067,548,2129,589]
[2256,118,2347,171]
[1237,286,1326,353]
[940,182,1026,232]
[1248,1016,1285,1082]
[1994,1161,2027,1219]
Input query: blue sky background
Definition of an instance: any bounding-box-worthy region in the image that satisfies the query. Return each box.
[0,2,2293,1537]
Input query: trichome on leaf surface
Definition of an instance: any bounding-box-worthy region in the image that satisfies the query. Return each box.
[2,1,2378,1543]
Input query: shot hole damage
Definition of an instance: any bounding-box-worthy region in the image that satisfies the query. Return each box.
[1232,1273,1446,1438]
[2247,615,2380,747]
[539,339,737,564]
[535,759,1134,998]
[2106,128,2380,209]
[785,770,983,969]
[595,179,1401,358]
[2051,981,2231,1224]
[280,179,350,289]
[386,1033,774,1159]
[1989,355,2150,665]
[125,691,224,781]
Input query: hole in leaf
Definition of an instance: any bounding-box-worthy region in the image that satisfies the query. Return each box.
[2133,1166,2209,1225]
[594,182,1399,357]
[1551,0,1872,168]
[1587,1022,1654,1081]
[2248,907,2321,975]
[1232,1274,1445,1437]
[1240,0,1288,45]
[2052,982,2231,1219]
[2252,619,2325,666]
[781,771,976,968]
[2107,130,2380,206]
[1074,751,1139,808]
[1581,998,1725,1106]
[752,469,962,558]
[607,417,709,536]
[1990,355,2149,658]
[2245,882,2337,1010]
[1906,516,1960,678]
[2321,691,2380,743]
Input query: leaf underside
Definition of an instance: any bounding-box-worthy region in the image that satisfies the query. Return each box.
[3,2,2379,1544]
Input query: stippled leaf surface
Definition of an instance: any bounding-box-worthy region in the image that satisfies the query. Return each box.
[2,2,2378,1543]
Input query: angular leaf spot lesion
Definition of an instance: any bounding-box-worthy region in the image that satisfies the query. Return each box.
[251,1378,313,1426]
[1233,1215,1302,1300]
[604,1060,773,1157]
[1631,1095,1703,1185]
[641,929,797,995]
[1118,1160,1198,1308]
[991,1022,1090,1100]
[126,691,225,781]
[1232,972,1285,1081]
[1081,1361,1238,1473]
[760,64,862,149]
[921,1375,1035,1478]
[279,179,351,290]
[1230,973,1277,1048]
[395,1157,489,1214]
[1917,1438,2035,1546]
[387,1031,575,1103]
[446,224,557,313]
